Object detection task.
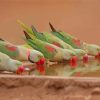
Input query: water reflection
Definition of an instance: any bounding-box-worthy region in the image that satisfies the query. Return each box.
[45,59,100,77]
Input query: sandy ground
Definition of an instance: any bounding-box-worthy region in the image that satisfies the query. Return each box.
[0,0,100,45]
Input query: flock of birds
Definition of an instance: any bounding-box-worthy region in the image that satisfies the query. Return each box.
[0,21,99,75]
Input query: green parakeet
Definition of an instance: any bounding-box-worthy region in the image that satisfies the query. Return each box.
[24,31,76,62]
[0,51,25,74]
[0,39,45,74]
[49,22,100,57]
[30,25,87,59]
[0,39,44,63]
[18,21,86,60]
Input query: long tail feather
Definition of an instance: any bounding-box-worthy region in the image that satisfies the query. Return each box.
[23,31,32,40]
[49,22,57,32]
[31,25,38,33]
[0,38,5,41]
[31,25,47,41]
[17,20,33,35]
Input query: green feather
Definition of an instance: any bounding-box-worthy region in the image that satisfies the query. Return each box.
[49,23,81,48]
[26,39,56,59]
[17,20,34,35]
[31,26,72,49]
[51,31,79,48]
[0,41,18,58]
[31,25,47,41]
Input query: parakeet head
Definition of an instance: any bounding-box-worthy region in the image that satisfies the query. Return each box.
[36,56,45,74]
[74,49,89,63]
[83,43,100,56]
[28,50,44,63]
[63,49,76,60]
[35,57,45,74]
[62,49,78,68]
[74,49,86,57]
[27,50,45,74]
[16,65,25,74]
[11,60,25,74]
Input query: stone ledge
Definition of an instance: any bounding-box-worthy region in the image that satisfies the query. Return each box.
[0,75,100,100]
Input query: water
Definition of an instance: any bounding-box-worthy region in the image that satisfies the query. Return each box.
[32,59,100,77]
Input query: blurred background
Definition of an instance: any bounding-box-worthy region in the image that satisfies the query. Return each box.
[0,0,100,45]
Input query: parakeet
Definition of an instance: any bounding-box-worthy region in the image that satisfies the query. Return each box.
[82,43,100,56]
[0,39,44,63]
[30,25,87,60]
[24,31,77,68]
[18,21,88,65]
[31,25,74,49]
[0,39,45,74]
[18,45,46,74]
[0,52,25,74]
[18,21,78,50]
[49,22,100,57]
[19,21,76,61]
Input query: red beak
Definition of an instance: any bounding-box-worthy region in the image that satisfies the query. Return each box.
[36,57,45,74]
[83,54,89,64]
[70,56,77,68]
[95,52,100,61]
[16,66,25,74]
[36,57,45,65]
